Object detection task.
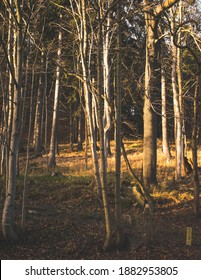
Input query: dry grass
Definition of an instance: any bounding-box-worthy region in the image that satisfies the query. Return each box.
[19,139,200,209]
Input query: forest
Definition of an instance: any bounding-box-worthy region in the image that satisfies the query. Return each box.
[0,0,201,260]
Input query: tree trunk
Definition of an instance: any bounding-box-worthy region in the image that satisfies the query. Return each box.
[77,0,102,196]
[170,10,183,180]
[97,0,112,251]
[7,0,14,145]
[177,0,186,176]
[103,0,112,163]
[49,22,62,167]
[2,0,23,243]
[77,104,84,151]
[69,102,73,152]
[33,53,44,157]
[115,0,125,249]
[0,68,7,177]
[85,112,88,170]
[21,56,35,231]
[161,59,171,161]
[142,0,180,187]
[192,73,200,217]
[143,5,157,188]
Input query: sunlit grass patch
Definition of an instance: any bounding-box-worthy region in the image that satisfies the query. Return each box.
[152,188,194,207]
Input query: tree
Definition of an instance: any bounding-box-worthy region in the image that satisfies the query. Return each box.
[142,0,180,189]
[161,56,171,161]
[173,6,201,215]
[2,0,25,242]
[33,51,44,157]
[170,3,184,180]
[49,14,62,167]
[115,0,125,248]
[103,0,112,159]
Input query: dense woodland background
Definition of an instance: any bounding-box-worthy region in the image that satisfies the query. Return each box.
[0,0,201,259]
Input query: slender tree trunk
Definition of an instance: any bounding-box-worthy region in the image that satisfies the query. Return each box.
[177,0,186,176]
[49,23,62,167]
[2,0,23,242]
[192,73,200,217]
[97,0,112,251]
[161,59,171,161]
[21,57,35,231]
[115,0,125,248]
[77,78,84,152]
[7,0,14,144]
[103,0,112,163]
[44,54,49,170]
[33,53,44,157]
[85,112,88,170]
[77,105,84,151]
[0,68,8,177]
[76,0,102,196]
[69,102,73,152]
[170,11,183,180]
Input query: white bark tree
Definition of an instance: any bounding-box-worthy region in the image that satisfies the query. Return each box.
[170,6,183,180]
[161,58,171,161]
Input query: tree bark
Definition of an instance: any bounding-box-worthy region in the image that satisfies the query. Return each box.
[2,0,23,243]
[143,0,180,187]
[143,3,158,188]
[77,0,102,196]
[49,21,62,167]
[97,0,112,251]
[192,73,200,217]
[115,0,125,249]
[103,0,112,162]
[33,53,44,157]
[161,59,171,161]
[170,9,183,180]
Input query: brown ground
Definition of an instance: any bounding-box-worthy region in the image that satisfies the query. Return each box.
[1,141,201,259]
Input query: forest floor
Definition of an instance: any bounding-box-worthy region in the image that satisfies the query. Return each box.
[1,140,201,260]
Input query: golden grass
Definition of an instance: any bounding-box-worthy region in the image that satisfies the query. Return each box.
[18,139,201,208]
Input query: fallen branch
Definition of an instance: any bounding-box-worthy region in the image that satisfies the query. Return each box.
[121,141,155,211]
